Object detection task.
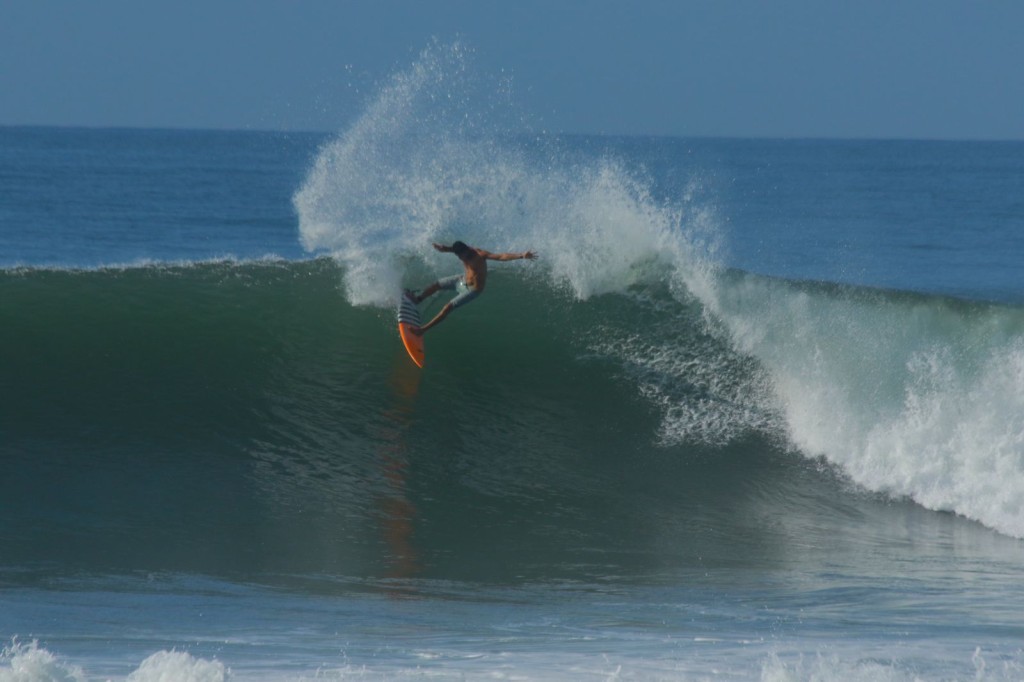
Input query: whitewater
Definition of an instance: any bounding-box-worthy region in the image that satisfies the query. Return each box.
[3,42,1024,680]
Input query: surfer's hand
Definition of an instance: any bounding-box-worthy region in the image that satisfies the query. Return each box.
[432,243,447,253]
[523,251,537,260]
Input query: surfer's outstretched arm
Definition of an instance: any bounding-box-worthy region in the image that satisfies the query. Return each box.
[480,249,537,261]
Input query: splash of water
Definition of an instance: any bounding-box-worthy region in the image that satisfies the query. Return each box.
[293,42,717,307]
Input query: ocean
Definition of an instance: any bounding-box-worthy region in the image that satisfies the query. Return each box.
[3,47,1024,680]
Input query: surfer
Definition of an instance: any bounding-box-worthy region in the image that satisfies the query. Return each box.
[409,241,537,336]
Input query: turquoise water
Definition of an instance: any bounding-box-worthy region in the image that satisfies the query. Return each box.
[3,47,1024,681]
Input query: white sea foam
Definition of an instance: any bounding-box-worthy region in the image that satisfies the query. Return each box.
[762,648,1024,682]
[702,273,1024,537]
[125,651,226,682]
[0,642,225,682]
[5,637,1023,681]
[0,640,84,682]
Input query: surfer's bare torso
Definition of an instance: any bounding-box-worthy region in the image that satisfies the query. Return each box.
[411,241,537,336]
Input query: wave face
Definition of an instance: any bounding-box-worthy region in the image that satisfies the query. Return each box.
[1,259,779,581]
[4,255,1023,587]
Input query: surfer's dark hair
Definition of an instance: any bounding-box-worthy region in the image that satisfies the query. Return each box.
[451,241,470,256]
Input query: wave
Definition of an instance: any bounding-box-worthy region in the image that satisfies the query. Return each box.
[290,42,1024,542]
[3,256,1023,585]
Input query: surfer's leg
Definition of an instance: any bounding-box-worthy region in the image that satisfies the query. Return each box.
[448,285,479,310]
[414,302,453,336]
[413,283,439,303]
[415,283,479,336]
[416,275,460,304]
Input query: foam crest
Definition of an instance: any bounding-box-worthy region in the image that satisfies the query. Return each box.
[126,651,226,682]
[0,642,225,682]
[702,274,1024,537]
[0,640,83,682]
[862,337,1024,535]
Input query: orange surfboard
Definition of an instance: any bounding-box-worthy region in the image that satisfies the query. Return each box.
[397,291,425,368]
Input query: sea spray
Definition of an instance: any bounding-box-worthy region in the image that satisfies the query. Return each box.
[293,42,522,306]
[293,42,720,308]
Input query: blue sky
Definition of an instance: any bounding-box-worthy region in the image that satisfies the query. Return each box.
[3,0,1022,139]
